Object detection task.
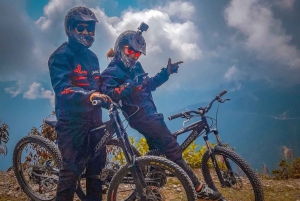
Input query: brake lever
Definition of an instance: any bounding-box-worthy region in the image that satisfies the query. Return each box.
[183,118,190,129]
[182,111,191,129]
[219,98,231,103]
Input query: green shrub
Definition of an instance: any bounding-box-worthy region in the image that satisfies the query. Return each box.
[132,137,215,168]
[272,157,300,180]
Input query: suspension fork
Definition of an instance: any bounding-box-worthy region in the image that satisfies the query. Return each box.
[203,133,226,186]
[211,129,233,169]
[211,129,224,146]
[121,130,149,198]
[201,115,226,186]
[110,110,149,199]
[211,129,235,186]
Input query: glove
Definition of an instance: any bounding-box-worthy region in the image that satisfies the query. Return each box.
[141,75,151,91]
[90,92,112,109]
[125,79,142,91]
[133,73,149,85]
[167,58,183,75]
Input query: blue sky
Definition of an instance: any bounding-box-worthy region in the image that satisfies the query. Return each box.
[1,0,300,171]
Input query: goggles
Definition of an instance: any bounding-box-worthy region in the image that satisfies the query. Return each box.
[75,25,95,33]
[124,46,141,58]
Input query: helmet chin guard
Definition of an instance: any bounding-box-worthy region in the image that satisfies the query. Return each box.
[69,29,95,48]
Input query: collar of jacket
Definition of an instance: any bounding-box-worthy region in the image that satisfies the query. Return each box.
[111,57,138,74]
[67,39,87,55]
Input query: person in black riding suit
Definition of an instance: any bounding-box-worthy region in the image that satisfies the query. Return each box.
[100,22,223,200]
[48,7,111,201]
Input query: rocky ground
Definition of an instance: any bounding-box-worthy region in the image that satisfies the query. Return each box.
[1,168,300,201]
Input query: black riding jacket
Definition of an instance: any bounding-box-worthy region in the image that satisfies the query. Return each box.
[48,41,102,121]
[100,58,169,121]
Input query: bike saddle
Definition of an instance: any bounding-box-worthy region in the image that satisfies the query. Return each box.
[44,115,57,128]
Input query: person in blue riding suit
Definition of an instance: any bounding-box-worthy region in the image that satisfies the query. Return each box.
[100,23,223,200]
[48,7,111,201]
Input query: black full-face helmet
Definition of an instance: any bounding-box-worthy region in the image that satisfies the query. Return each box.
[114,22,148,68]
[64,7,98,48]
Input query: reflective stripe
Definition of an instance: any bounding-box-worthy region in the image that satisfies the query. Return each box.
[76,76,88,80]
[77,83,90,86]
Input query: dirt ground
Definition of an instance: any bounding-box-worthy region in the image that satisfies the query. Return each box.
[1,168,300,201]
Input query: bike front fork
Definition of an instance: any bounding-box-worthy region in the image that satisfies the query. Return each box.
[128,158,150,200]
[203,130,232,188]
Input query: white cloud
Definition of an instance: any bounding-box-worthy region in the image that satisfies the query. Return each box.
[224,66,244,91]
[224,66,238,81]
[85,3,202,80]
[4,81,22,97]
[225,0,300,69]
[162,1,195,20]
[33,1,202,80]
[35,0,72,30]
[282,0,295,8]
[23,82,55,107]
[275,0,295,9]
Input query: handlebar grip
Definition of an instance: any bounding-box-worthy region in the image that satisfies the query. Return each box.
[168,113,183,120]
[92,99,102,106]
[218,90,227,97]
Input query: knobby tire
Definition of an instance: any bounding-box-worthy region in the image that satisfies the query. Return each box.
[13,135,62,201]
[201,145,264,201]
[108,155,197,201]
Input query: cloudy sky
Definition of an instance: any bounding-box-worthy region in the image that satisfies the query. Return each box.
[0,0,300,170]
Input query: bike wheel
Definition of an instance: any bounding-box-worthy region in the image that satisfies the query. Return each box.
[13,135,62,201]
[108,155,197,201]
[201,145,264,201]
[75,138,141,199]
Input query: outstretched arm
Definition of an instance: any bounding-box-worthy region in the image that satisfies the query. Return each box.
[143,58,183,91]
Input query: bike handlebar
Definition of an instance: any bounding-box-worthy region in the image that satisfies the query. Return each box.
[168,113,185,120]
[168,90,227,121]
[92,99,102,106]
[218,90,227,98]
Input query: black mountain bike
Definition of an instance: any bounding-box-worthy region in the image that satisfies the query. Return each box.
[13,101,197,201]
[145,90,264,201]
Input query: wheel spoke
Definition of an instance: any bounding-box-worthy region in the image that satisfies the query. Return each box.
[108,156,197,201]
[13,135,61,201]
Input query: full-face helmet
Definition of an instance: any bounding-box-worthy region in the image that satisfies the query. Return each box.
[114,22,148,68]
[64,7,98,48]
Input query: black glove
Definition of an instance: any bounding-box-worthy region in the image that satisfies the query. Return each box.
[141,75,151,91]
[125,79,140,89]
[133,73,149,85]
[167,58,183,75]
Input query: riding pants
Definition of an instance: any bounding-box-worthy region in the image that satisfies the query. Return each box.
[55,119,106,201]
[129,113,200,188]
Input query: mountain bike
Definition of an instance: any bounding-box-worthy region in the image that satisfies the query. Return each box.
[145,90,264,201]
[13,100,197,201]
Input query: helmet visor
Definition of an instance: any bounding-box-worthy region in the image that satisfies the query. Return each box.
[123,45,141,58]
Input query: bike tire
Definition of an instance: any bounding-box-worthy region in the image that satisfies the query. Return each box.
[13,135,62,201]
[107,155,197,201]
[201,145,264,201]
[75,138,141,200]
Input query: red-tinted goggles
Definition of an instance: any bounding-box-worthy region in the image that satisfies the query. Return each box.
[75,25,95,33]
[125,46,141,57]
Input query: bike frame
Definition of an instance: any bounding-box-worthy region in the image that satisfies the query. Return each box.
[91,103,147,199]
[107,103,149,198]
[169,93,233,188]
[45,102,152,199]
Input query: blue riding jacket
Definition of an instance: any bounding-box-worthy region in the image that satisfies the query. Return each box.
[48,42,102,121]
[100,58,169,121]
